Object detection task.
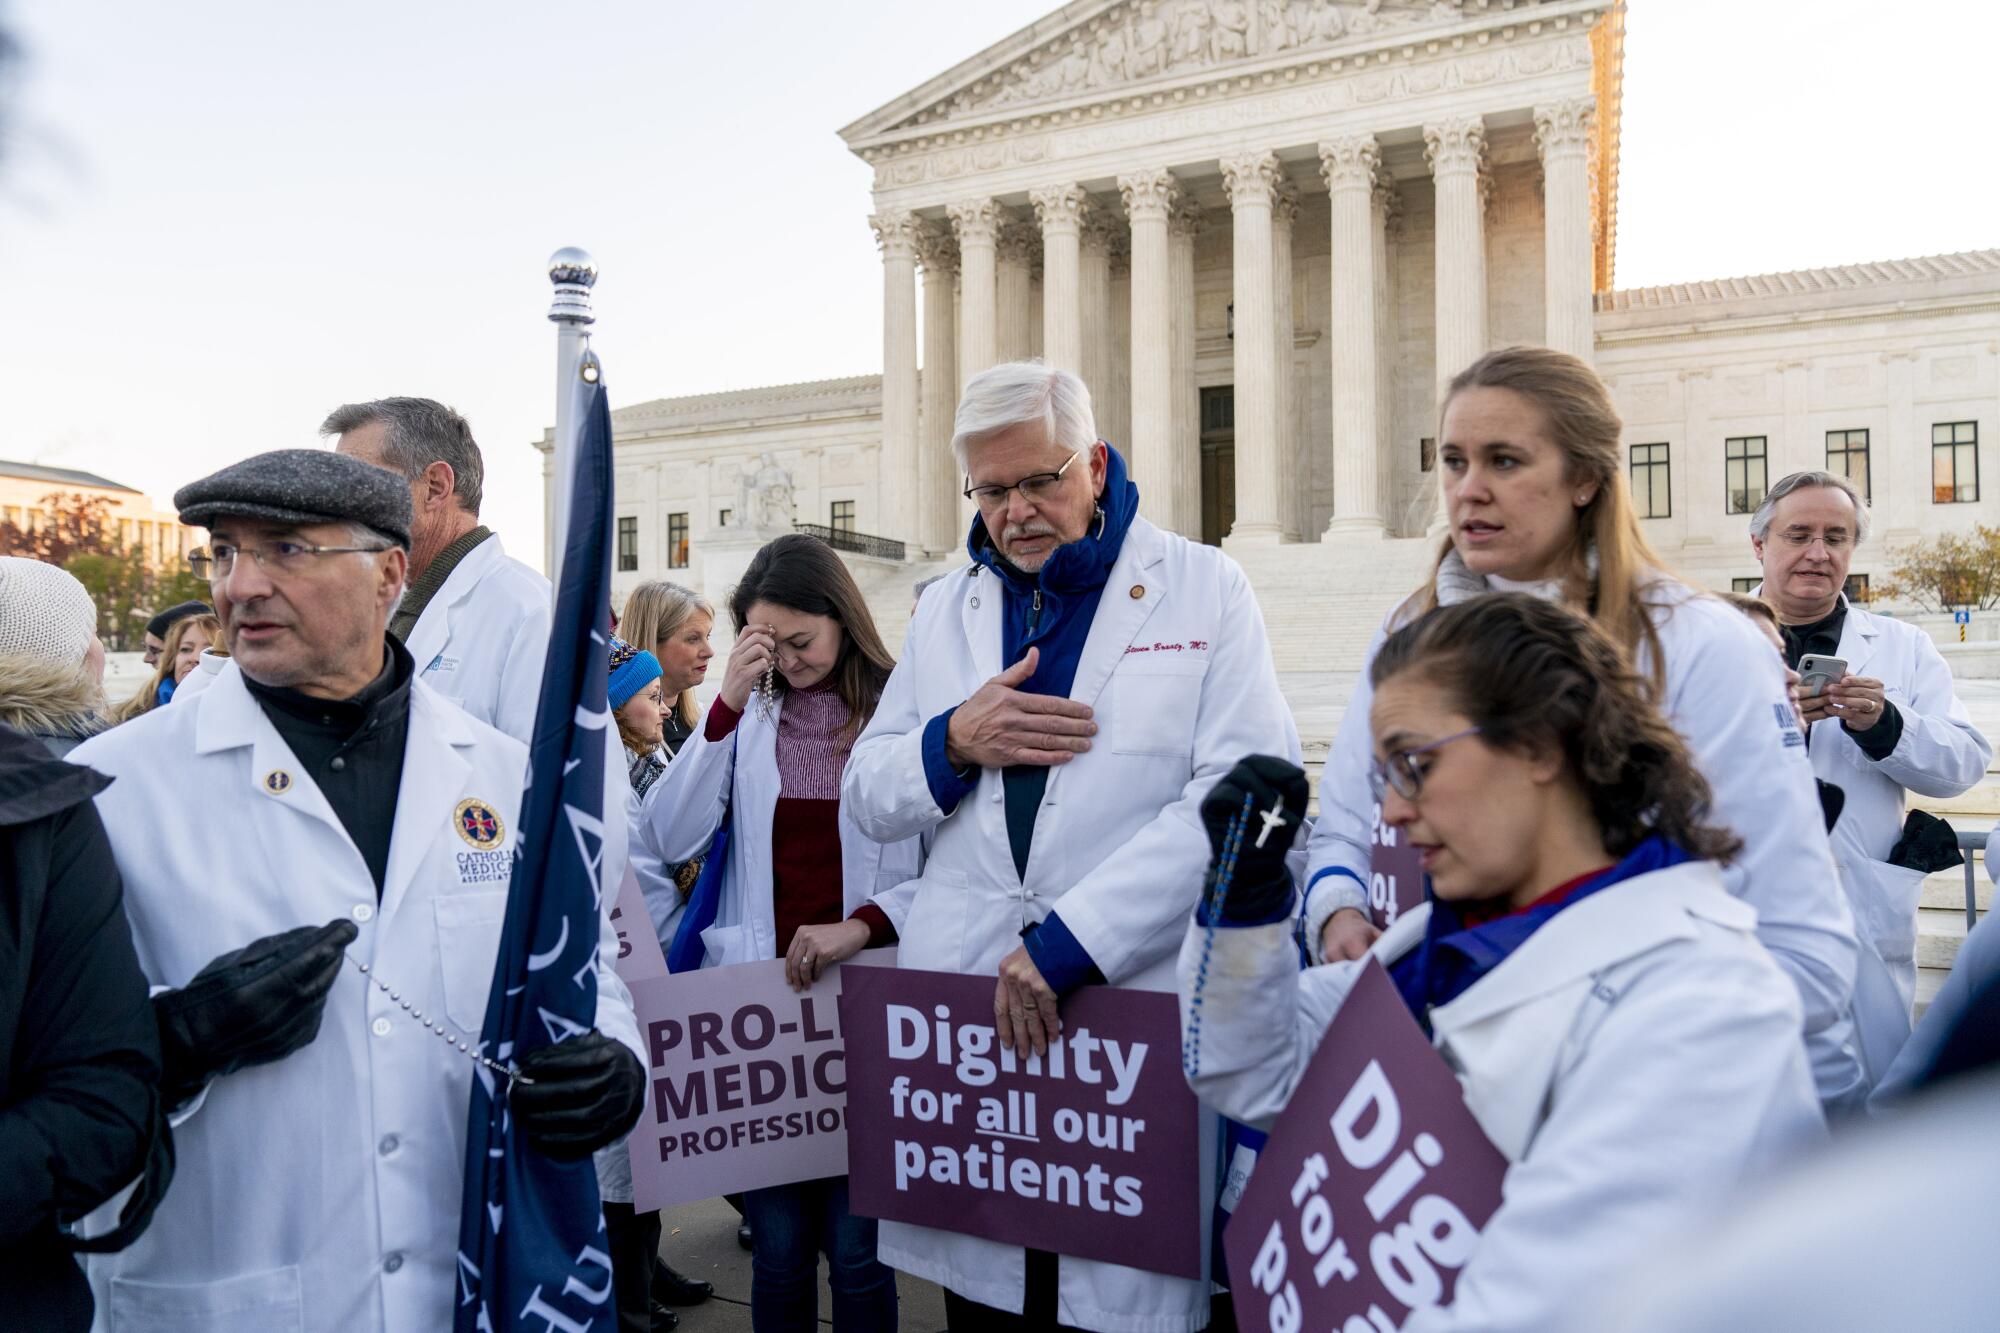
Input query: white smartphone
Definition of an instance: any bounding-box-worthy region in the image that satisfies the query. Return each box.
[1797,654,1847,697]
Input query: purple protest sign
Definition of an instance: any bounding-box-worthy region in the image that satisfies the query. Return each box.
[1225,959,1508,1332]
[625,952,893,1211]
[610,864,668,985]
[1368,801,1426,931]
[840,966,1203,1279]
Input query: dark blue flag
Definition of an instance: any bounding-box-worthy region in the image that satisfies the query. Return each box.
[455,374,618,1331]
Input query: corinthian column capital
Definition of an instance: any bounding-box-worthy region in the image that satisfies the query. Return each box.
[913,221,959,275]
[1318,134,1382,193]
[1534,96,1597,161]
[1030,183,1092,235]
[995,215,1041,265]
[869,209,919,259]
[946,197,1002,247]
[1118,168,1181,222]
[1423,116,1488,178]
[1220,150,1283,209]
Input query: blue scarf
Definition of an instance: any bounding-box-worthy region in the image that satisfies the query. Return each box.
[966,445,1140,882]
[1389,835,1694,1024]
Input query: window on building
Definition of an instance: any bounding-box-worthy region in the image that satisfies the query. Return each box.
[616,516,638,572]
[1827,429,1871,501]
[667,512,689,569]
[1420,438,1436,473]
[718,508,732,527]
[1845,574,1871,604]
[1933,421,1979,503]
[1725,436,1768,515]
[1202,390,1235,433]
[1732,577,1761,594]
[830,500,856,534]
[1629,443,1671,519]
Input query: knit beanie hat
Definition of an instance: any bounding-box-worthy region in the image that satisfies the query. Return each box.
[0,557,98,666]
[608,636,663,711]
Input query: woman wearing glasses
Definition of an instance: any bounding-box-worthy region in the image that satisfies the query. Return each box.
[1298,346,1863,1107]
[1180,595,1826,1333]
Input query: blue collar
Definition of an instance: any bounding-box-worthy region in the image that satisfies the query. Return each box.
[968,443,1140,597]
[1391,835,1695,1023]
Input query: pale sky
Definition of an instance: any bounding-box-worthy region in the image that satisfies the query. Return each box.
[3,1,1994,562]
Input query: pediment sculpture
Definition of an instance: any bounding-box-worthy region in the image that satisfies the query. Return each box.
[910,0,1468,127]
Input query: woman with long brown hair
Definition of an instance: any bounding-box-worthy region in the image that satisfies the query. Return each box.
[1299,346,1861,1106]
[637,532,917,1330]
[1182,595,1825,1332]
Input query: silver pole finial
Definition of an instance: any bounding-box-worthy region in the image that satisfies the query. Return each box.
[548,246,598,325]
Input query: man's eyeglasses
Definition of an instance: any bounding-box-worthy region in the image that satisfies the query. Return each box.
[963,445,1090,507]
[190,539,391,581]
[1368,727,1485,802]
[1772,529,1852,550]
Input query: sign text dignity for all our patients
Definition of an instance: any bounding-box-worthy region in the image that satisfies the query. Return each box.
[885,1003,1153,1213]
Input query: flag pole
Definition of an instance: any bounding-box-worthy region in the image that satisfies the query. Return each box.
[547,246,598,590]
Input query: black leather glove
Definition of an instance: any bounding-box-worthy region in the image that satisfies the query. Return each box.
[1198,755,1311,924]
[509,1030,646,1161]
[153,918,359,1110]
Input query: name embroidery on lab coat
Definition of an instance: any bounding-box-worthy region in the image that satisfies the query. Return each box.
[425,653,460,675]
[1773,703,1806,749]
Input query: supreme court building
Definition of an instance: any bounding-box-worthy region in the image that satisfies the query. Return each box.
[558,0,2000,666]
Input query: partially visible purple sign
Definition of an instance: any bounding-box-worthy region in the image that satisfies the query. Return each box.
[1224,960,1508,1332]
[1368,801,1426,932]
[841,966,1203,1279]
[626,953,893,1211]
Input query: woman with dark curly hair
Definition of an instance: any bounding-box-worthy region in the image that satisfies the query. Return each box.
[1181,595,1826,1333]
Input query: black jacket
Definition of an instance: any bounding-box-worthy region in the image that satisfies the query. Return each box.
[0,723,168,1330]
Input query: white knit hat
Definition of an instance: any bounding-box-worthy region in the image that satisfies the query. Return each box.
[0,557,99,665]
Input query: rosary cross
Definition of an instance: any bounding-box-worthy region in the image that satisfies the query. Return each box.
[1254,794,1288,849]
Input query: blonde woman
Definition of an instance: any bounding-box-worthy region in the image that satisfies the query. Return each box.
[1299,346,1863,1106]
[618,580,714,757]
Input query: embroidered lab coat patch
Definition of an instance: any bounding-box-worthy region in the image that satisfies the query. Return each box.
[1774,703,1806,748]
[455,799,505,847]
[453,800,512,884]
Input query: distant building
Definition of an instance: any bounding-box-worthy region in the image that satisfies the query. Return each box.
[0,459,198,571]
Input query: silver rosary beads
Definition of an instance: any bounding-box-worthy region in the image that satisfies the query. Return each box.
[344,953,533,1085]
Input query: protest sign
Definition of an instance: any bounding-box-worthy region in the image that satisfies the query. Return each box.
[625,952,891,1211]
[1368,801,1426,931]
[1225,959,1507,1333]
[609,864,668,984]
[841,966,1202,1279]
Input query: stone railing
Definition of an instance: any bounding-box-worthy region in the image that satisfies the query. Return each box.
[796,523,906,563]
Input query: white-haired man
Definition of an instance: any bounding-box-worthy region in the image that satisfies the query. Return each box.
[842,361,1299,1331]
[1751,469,1990,1099]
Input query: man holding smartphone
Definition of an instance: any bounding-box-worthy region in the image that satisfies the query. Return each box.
[1750,470,1991,1107]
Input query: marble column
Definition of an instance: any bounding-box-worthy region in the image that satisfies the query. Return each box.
[1080,211,1116,437]
[948,199,1000,387]
[1031,184,1089,375]
[870,209,920,544]
[1221,150,1284,543]
[1105,232,1133,456]
[1320,133,1387,536]
[1271,180,1300,541]
[1534,96,1597,362]
[1372,176,1401,527]
[915,222,961,556]
[1120,168,1180,532]
[1425,115,1490,399]
[997,216,1037,364]
[1168,197,1202,538]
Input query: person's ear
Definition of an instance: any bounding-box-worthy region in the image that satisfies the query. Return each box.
[1090,441,1108,498]
[1573,484,1597,509]
[1522,738,1567,787]
[421,461,455,513]
[381,547,409,604]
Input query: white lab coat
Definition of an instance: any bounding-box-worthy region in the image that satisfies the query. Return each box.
[404,533,552,745]
[1181,861,1826,1333]
[639,691,924,966]
[1302,578,1862,1098]
[1796,597,1990,1084]
[168,647,228,703]
[71,661,642,1333]
[624,750,688,950]
[841,517,1302,1333]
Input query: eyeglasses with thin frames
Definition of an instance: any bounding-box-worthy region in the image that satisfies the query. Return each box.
[1771,529,1852,551]
[190,539,391,582]
[1368,726,1485,803]
[963,445,1091,507]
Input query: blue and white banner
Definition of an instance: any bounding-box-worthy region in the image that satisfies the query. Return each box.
[455,374,618,1331]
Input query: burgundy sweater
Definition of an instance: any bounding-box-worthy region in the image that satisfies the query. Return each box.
[705,680,894,952]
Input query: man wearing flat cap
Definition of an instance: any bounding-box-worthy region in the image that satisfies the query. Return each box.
[71,449,646,1332]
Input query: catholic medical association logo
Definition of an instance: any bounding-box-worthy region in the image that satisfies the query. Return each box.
[263,769,292,795]
[455,798,505,847]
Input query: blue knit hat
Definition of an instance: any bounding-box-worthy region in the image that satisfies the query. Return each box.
[607,637,663,711]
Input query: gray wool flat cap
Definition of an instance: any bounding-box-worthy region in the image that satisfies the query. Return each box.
[174,449,413,547]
